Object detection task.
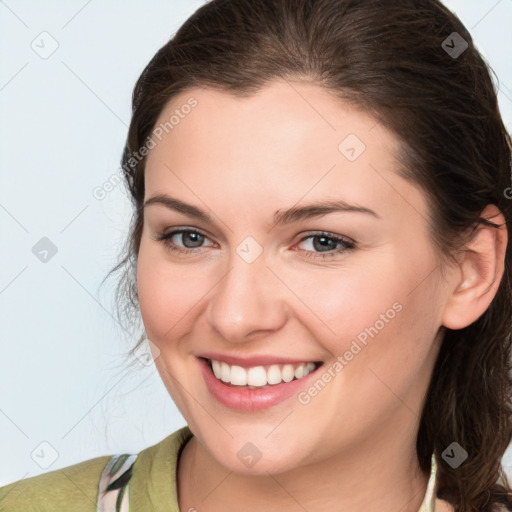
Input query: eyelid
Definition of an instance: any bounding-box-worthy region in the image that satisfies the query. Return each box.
[292,231,356,258]
[160,225,217,241]
[295,230,355,244]
[153,226,217,254]
[155,226,355,258]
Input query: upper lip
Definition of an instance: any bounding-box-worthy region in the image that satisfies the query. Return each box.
[198,352,322,368]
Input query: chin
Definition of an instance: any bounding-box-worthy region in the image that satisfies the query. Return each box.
[197,428,313,476]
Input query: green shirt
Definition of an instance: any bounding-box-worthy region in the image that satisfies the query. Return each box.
[0,426,439,511]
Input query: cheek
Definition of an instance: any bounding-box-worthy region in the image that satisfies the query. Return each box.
[277,260,401,350]
[285,250,439,375]
[136,242,208,342]
[289,271,439,439]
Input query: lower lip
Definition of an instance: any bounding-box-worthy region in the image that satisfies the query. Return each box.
[198,358,321,412]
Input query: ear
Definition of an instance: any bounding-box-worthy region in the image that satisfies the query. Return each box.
[441,204,508,330]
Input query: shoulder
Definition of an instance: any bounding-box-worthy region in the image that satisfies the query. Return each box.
[133,424,192,472]
[0,455,111,512]
[0,426,194,512]
[129,425,193,509]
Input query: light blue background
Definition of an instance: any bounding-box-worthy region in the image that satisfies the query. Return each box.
[1,0,511,485]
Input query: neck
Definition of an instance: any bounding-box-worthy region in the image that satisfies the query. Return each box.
[177,421,430,512]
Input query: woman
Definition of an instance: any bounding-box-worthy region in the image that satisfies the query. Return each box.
[1,0,511,510]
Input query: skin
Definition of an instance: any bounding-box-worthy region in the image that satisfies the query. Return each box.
[136,80,507,512]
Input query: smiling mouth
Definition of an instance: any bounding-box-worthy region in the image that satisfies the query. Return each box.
[203,358,323,389]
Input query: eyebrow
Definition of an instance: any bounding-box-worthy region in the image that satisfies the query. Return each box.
[143,194,380,227]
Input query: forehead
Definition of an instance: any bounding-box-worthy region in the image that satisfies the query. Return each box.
[147,80,392,164]
[144,80,427,224]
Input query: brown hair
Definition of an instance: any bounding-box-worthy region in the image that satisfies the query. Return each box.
[106,0,512,509]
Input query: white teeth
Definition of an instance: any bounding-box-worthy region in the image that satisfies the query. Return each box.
[267,364,282,385]
[230,365,247,386]
[282,364,295,383]
[209,359,318,387]
[220,362,231,383]
[247,366,268,387]
[212,360,222,379]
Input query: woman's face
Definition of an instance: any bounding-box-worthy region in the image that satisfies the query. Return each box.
[137,80,451,474]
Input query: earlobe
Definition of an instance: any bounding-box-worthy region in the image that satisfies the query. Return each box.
[441,204,507,330]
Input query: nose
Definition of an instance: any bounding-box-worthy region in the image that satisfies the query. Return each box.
[205,251,288,343]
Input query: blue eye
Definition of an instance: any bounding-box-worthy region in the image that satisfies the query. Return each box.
[157,229,215,254]
[295,232,355,258]
[155,228,355,259]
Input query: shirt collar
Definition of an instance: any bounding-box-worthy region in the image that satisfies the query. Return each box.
[417,454,437,512]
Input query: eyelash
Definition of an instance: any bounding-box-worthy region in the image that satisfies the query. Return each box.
[155,228,356,259]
